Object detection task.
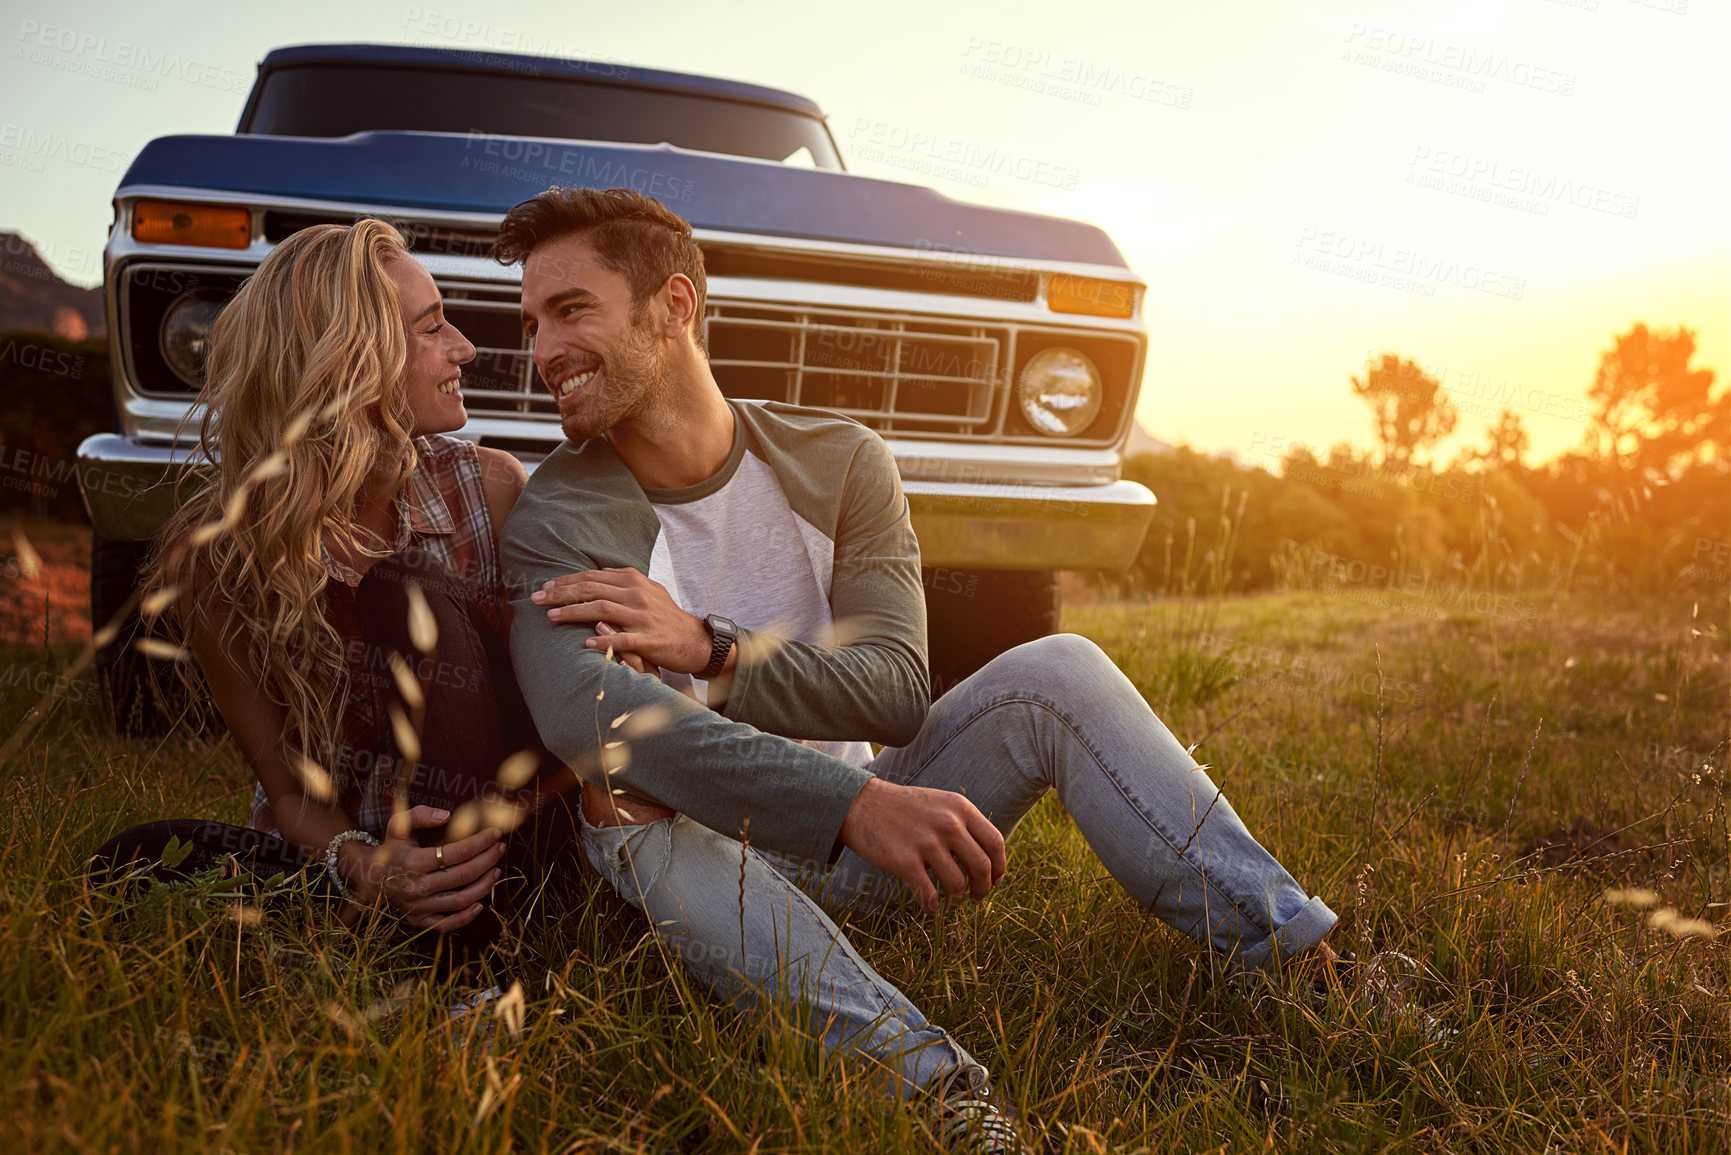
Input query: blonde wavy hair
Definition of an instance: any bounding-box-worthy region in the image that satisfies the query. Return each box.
[148,219,419,773]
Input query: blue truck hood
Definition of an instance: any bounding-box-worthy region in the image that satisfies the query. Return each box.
[119,131,1127,268]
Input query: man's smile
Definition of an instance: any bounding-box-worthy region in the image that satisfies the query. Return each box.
[550,362,600,408]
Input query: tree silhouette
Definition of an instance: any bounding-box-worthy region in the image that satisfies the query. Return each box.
[1351,352,1457,471]
[1584,323,1726,473]
[1475,408,1530,472]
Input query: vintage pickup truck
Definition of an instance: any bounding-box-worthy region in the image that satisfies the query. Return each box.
[78,43,1154,730]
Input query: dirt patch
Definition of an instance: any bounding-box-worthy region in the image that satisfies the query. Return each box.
[1,516,91,648]
[1519,818,1625,874]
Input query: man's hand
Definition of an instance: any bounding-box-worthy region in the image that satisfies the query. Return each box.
[837,779,1007,914]
[532,568,723,675]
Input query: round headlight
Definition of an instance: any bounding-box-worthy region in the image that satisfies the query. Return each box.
[1017,346,1102,437]
[159,289,228,387]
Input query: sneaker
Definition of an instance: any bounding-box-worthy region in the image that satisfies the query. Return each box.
[436,983,506,1060]
[929,1067,1033,1155]
[449,983,506,1020]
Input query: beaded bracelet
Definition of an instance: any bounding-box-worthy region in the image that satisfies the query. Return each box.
[323,829,380,903]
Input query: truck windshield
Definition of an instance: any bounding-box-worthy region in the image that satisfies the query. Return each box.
[243,64,843,169]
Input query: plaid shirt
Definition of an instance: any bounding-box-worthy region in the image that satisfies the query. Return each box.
[250,435,503,839]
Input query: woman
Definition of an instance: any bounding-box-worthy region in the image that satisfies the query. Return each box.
[91,220,576,958]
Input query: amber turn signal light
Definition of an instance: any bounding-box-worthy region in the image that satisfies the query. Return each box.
[1046,274,1137,319]
[132,201,251,249]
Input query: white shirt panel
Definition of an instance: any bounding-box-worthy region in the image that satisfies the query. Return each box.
[647,450,872,767]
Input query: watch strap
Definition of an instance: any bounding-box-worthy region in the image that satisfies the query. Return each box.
[700,615,736,680]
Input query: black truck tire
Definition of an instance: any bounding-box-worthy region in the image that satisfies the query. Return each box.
[924,567,1059,700]
[91,531,200,736]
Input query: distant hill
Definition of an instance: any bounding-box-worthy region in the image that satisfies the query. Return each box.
[1124,420,1175,458]
[1124,421,1248,466]
[0,232,104,338]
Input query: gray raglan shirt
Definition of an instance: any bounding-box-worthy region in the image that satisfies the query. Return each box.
[500,400,929,864]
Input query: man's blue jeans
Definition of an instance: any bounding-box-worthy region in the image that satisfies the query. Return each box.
[579,635,1337,1098]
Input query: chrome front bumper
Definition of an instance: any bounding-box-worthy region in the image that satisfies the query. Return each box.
[76,434,195,542]
[78,433,1156,570]
[904,479,1153,570]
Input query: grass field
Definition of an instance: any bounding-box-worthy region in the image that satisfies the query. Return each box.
[2,518,1729,1153]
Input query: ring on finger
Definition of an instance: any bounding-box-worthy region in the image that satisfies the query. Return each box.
[433,844,445,869]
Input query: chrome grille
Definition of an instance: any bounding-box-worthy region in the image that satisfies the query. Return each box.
[438,280,552,416]
[444,287,1013,436]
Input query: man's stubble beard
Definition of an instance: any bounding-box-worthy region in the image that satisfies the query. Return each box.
[558,313,671,444]
[559,386,637,444]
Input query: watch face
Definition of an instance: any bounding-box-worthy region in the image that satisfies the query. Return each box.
[702,615,737,679]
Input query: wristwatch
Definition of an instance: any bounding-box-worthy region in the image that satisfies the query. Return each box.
[699,614,737,680]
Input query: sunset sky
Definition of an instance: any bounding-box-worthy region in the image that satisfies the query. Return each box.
[2,0,1724,466]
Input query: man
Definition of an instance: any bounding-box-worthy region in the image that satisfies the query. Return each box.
[495,187,1343,1145]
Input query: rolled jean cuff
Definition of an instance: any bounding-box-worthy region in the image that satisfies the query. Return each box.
[1232,895,1339,973]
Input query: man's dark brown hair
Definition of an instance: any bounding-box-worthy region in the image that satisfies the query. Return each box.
[492,186,708,354]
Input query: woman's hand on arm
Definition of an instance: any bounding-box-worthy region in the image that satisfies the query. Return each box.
[593,620,648,674]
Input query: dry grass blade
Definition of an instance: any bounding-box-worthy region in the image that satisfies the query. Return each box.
[188,484,254,548]
[226,903,263,926]
[404,582,437,653]
[139,586,179,619]
[359,980,419,1024]
[444,800,483,841]
[818,615,860,648]
[133,638,190,662]
[187,520,224,548]
[0,609,107,771]
[1648,908,1720,940]
[248,450,289,482]
[221,485,251,529]
[282,409,314,445]
[473,1055,524,1124]
[295,755,335,803]
[616,704,672,739]
[321,1001,360,1039]
[386,702,421,765]
[446,798,529,841]
[495,749,539,790]
[740,627,790,663]
[476,799,528,835]
[386,651,424,711]
[494,979,526,1039]
[10,529,42,581]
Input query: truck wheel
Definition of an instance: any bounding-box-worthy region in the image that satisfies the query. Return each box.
[91,532,200,736]
[924,568,1059,700]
